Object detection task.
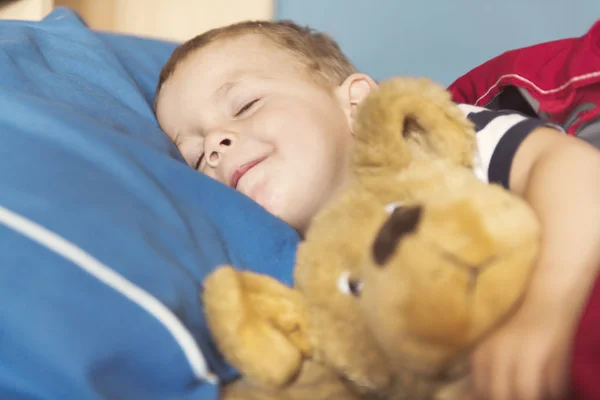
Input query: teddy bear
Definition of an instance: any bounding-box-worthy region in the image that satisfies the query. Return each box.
[202,77,541,400]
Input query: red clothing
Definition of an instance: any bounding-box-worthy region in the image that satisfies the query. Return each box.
[574,274,600,400]
[448,20,600,400]
[449,20,600,140]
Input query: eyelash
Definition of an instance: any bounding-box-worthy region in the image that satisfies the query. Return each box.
[194,153,204,170]
[235,99,259,117]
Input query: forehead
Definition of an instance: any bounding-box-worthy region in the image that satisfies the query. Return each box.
[156,34,307,133]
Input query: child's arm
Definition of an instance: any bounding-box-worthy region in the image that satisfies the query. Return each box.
[471,126,600,400]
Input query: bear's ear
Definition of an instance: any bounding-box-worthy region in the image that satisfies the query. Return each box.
[351,77,477,176]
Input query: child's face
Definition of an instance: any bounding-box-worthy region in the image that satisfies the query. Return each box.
[156,34,373,233]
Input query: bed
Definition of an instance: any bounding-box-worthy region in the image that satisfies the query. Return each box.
[3,3,600,399]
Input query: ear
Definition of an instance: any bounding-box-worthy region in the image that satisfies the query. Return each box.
[336,73,378,129]
[351,77,477,175]
[203,266,311,388]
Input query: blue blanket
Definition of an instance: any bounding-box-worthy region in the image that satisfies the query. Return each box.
[0,7,299,399]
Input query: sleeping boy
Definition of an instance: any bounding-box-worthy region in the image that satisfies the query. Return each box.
[153,20,600,400]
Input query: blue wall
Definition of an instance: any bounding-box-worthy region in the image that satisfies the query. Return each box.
[276,1,600,85]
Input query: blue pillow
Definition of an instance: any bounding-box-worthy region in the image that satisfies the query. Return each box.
[0,7,299,400]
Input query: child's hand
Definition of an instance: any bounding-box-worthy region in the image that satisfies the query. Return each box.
[469,290,576,400]
[467,127,600,400]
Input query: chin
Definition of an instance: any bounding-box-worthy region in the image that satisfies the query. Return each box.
[267,204,305,232]
[253,192,287,223]
[284,212,310,235]
[251,184,308,231]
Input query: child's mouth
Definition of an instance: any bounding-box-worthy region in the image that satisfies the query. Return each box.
[230,156,267,189]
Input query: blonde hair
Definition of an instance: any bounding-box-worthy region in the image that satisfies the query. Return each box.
[154,20,356,110]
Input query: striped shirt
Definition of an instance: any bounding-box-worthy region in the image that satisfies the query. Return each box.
[458,104,562,190]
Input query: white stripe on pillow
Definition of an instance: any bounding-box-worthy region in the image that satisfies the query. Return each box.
[0,204,217,384]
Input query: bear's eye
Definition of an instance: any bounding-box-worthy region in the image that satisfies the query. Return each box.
[337,271,363,297]
[384,201,404,214]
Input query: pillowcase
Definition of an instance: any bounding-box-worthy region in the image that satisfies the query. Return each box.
[0,7,299,399]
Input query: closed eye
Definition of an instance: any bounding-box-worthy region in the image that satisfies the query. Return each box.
[235,99,259,117]
[194,153,204,170]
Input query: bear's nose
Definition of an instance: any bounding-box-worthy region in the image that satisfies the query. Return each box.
[373,205,422,266]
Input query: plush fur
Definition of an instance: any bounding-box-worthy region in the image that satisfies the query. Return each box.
[203,77,541,400]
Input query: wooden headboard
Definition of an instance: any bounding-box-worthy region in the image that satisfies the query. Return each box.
[1,0,274,41]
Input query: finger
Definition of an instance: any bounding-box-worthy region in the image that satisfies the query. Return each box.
[549,368,570,399]
[470,348,489,399]
[514,343,544,400]
[488,348,513,400]
[462,390,475,400]
[546,344,571,400]
[461,378,476,400]
[505,351,520,400]
[472,342,512,400]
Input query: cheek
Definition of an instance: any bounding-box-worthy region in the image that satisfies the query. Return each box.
[177,139,204,166]
[263,102,349,157]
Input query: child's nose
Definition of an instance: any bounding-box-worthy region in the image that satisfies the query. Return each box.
[204,131,237,167]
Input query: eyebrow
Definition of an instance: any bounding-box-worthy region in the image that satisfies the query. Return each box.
[210,71,268,103]
[213,81,238,102]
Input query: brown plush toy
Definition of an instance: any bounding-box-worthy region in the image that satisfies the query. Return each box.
[203,77,541,400]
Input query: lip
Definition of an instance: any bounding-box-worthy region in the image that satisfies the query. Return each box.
[230,156,267,189]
